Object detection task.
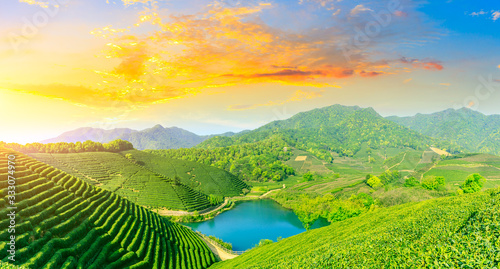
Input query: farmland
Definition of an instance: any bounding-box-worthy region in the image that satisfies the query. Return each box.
[0,147,216,268]
[28,150,247,212]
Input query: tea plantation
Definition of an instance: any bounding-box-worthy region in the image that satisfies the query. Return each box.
[0,147,216,268]
[29,150,247,211]
[212,187,500,268]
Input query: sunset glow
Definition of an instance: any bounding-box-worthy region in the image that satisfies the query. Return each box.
[1,0,499,142]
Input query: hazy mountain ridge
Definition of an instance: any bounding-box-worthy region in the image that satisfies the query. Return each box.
[387,108,500,155]
[41,125,224,150]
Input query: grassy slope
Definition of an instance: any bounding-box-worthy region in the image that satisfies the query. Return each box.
[211,189,500,268]
[29,150,246,211]
[123,150,248,197]
[0,147,216,268]
[425,153,500,190]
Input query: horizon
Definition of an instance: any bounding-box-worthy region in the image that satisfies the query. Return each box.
[1,0,499,143]
[1,104,495,144]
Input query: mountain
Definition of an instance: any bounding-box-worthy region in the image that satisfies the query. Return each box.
[387,108,500,155]
[41,125,221,150]
[41,127,136,144]
[118,125,207,150]
[198,104,453,160]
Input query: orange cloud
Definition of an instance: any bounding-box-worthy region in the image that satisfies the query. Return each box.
[400,57,444,71]
[228,89,324,111]
[8,1,441,108]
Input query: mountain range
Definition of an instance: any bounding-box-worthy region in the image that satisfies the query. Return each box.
[42,124,236,150]
[387,108,500,155]
[42,105,500,155]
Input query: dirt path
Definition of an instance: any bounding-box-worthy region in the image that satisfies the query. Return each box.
[198,235,238,261]
[388,153,406,170]
[260,189,281,198]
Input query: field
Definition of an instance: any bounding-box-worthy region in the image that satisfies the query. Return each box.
[29,151,247,211]
[121,150,248,197]
[211,188,500,268]
[0,147,216,268]
[424,153,500,190]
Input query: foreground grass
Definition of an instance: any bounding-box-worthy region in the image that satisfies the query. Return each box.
[211,188,500,268]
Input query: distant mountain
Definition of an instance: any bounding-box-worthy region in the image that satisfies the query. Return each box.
[199,104,452,160]
[117,124,206,150]
[42,125,236,150]
[387,108,500,155]
[41,127,136,144]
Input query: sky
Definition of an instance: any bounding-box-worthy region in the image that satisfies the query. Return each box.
[0,0,499,143]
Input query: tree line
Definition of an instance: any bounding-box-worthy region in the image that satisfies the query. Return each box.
[1,139,134,153]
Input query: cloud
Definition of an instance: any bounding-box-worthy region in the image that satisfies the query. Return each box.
[493,11,500,21]
[469,10,487,16]
[468,10,500,21]
[7,0,444,108]
[403,78,413,84]
[2,83,184,108]
[350,4,373,16]
[400,57,444,71]
[440,83,451,86]
[228,89,324,111]
[360,71,383,77]
[18,0,49,8]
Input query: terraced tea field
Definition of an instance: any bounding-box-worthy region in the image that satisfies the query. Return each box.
[424,153,500,190]
[0,147,216,268]
[122,150,248,197]
[29,151,247,211]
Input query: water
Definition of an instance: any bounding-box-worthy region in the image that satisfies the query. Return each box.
[183,199,329,251]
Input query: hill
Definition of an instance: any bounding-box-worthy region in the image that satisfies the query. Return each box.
[41,125,214,150]
[211,188,500,268]
[0,146,216,268]
[387,108,500,155]
[27,150,247,212]
[199,104,457,160]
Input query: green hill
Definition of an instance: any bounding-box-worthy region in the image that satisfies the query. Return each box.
[387,108,500,155]
[0,147,216,268]
[211,188,500,268]
[199,104,457,161]
[27,150,247,211]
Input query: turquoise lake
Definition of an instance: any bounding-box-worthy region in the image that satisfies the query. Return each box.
[183,199,329,251]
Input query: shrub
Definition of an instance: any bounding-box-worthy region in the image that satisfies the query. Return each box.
[404,177,420,187]
[302,172,314,182]
[367,176,383,188]
[461,173,485,193]
[421,176,445,190]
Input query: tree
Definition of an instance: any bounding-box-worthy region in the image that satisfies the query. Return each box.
[303,172,314,182]
[404,177,419,187]
[461,173,485,193]
[367,176,383,188]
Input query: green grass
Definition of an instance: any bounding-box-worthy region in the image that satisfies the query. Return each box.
[0,147,216,269]
[211,188,500,268]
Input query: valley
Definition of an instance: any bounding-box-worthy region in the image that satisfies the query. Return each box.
[1,105,500,268]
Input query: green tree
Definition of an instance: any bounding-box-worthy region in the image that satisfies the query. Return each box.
[367,176,382,188]
[404,177,419,187]
[303,172,314,182]
[461,173,485,193]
